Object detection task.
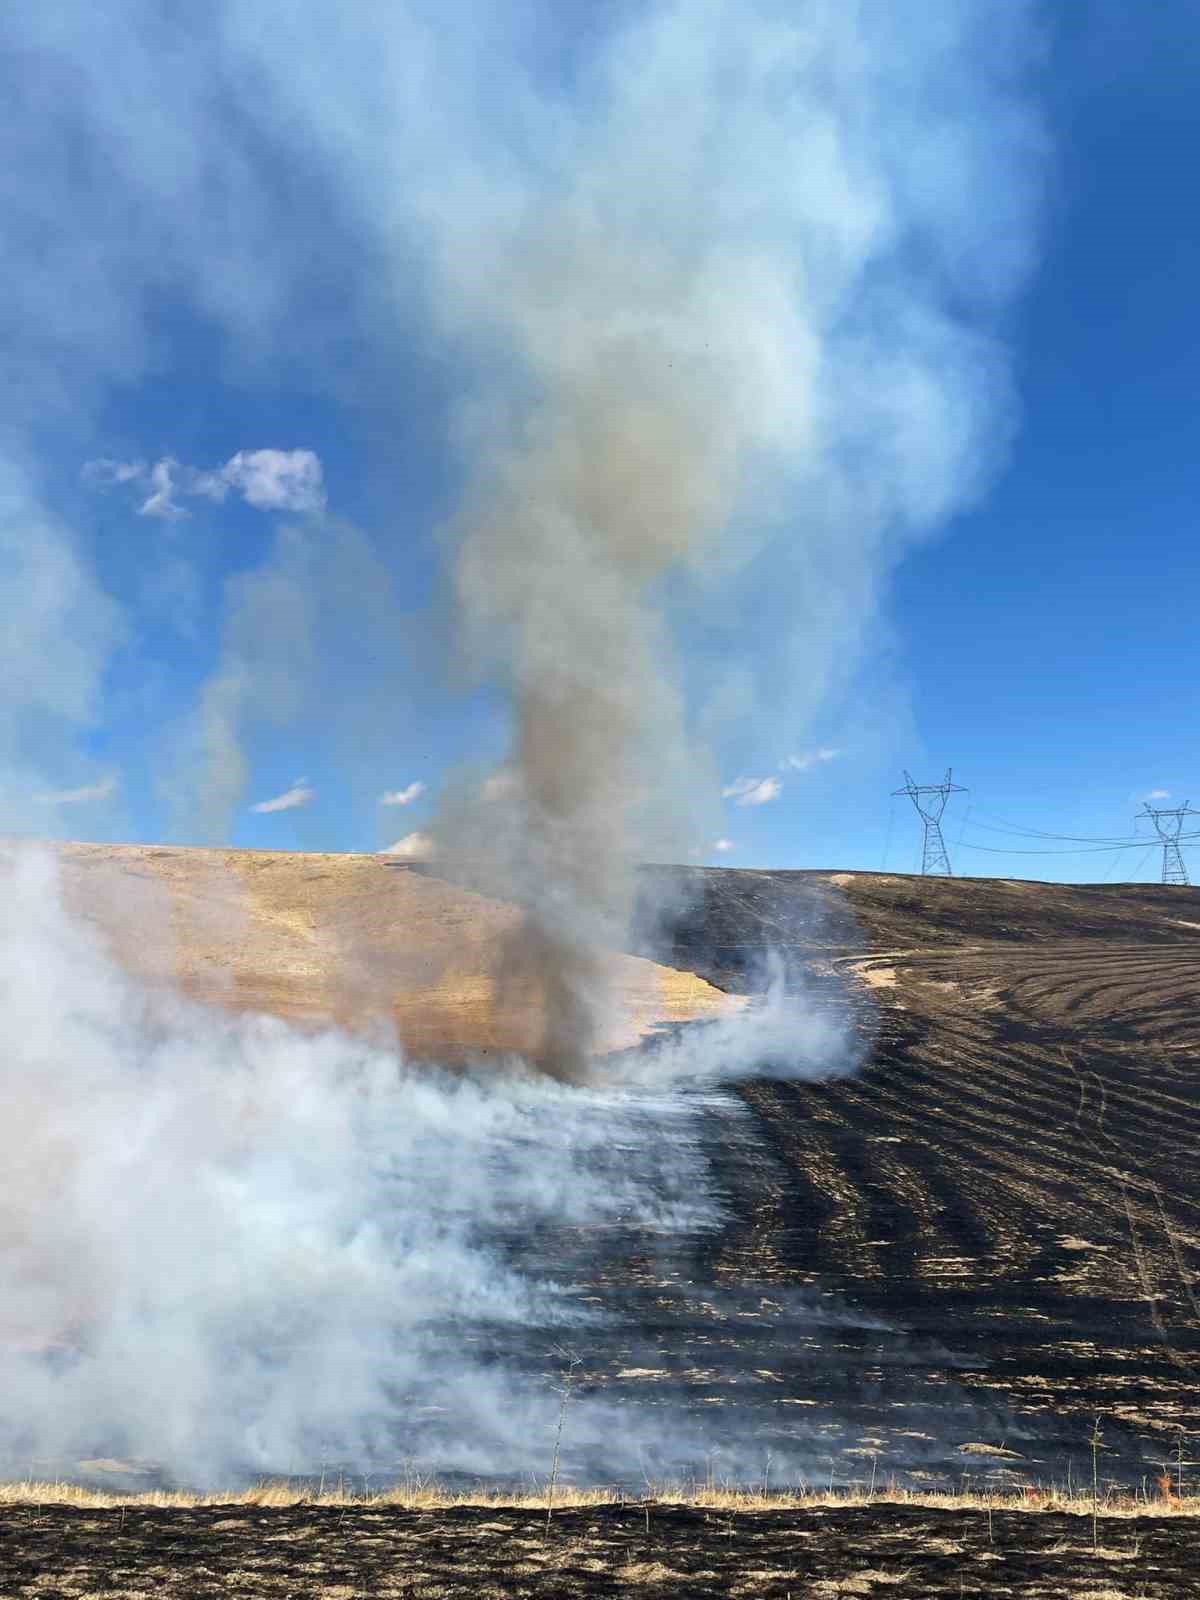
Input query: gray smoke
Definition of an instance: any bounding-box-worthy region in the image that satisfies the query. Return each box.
[368,0,1043,1073]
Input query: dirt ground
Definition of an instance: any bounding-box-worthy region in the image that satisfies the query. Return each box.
[5,1499,1198,1598]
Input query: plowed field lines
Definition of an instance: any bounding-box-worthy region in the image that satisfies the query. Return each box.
[652,870,1200,1475]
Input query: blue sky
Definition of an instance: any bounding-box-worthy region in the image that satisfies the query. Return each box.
[3,1,1197,883]
[886,3,1200,880]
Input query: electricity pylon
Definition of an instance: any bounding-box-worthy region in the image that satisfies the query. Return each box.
[1140,800,1199,886]
[894,769,967,876]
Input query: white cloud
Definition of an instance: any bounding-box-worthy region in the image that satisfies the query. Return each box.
[138,458,187,521]
[83,449,325,519]
[1146,788,1171,801]
[182,467,231,504]
[250,778,314,814]
[722,775,782,807]
[34,773,118,807]
[713,837,735,853]
[382,830,435,860]
[81,459,147,487]
[380,781,425,807]
[781,747,839,773]
[220,449,326,512]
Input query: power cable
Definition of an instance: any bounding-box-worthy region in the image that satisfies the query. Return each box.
[956,838,1198,857]
[961,810,1163,846]
[960,817,1200,849]
[1101,841,1139,884]
[1129,843,1157,884]
[955,800,971,850]
[880,794,895,872]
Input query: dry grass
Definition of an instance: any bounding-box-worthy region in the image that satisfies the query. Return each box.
[3,1475,1197,1519]
[49,841,742,1061]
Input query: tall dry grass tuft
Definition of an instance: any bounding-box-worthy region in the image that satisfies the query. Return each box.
[1,1475,1197,1519]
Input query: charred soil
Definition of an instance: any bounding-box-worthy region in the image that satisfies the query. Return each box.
[642,867,1200,1484]
[5,1498,1198,1598]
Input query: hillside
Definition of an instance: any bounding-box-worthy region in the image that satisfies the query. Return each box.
[49,841,740,1059]
[27,845,1200,1488]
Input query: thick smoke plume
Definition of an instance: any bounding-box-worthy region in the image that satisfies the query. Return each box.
[5,2,1041,1073]
[404,0,1043,1074]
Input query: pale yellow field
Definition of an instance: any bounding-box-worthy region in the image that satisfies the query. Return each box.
[49,842,740,1063]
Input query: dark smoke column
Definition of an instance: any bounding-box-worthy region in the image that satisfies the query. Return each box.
[449,345,719,1079]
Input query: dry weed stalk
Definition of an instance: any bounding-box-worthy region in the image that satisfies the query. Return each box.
[545,1345,581,1534]
[1089,1414,1103,1553]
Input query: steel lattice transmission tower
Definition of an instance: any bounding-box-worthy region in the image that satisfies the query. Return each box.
[1140,800,1199,886]
[894,769,967,876]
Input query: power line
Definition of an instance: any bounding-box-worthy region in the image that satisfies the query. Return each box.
[960,808,1163,846]
[1129,843,1158,884]
[957,838,1195,857]
[955,800,971,850]
[1101,841,1139,883]
[892,768,967,876]
[880,793,896,872]
[885,784,1200,876]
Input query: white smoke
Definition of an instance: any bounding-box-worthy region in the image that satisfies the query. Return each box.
[161,515,408,844]
[0,846,857,1487]
[7,2,1042,1063]
[0,457,125,836]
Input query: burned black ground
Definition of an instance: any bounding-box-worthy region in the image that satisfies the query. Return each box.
[5,1499,1198,1598]
[638,869,1200,1486]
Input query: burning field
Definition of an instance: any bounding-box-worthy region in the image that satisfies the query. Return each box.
[4,844,1199,1596]
[3,0,1193,1590]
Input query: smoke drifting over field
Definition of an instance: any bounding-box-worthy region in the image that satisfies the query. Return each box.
[0,849,858,1485]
